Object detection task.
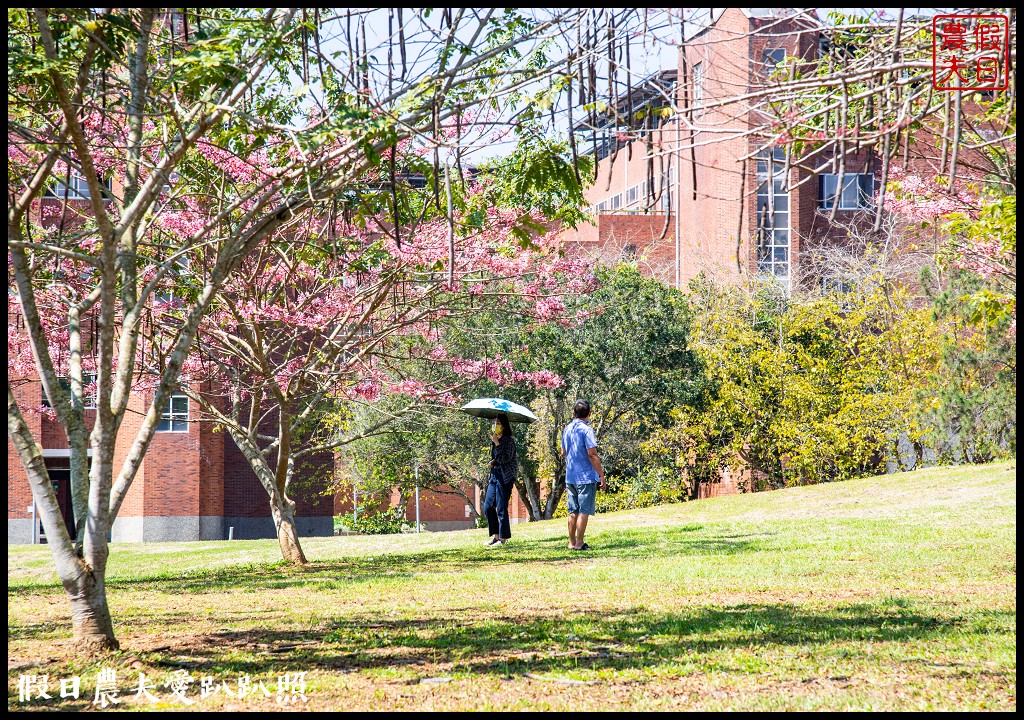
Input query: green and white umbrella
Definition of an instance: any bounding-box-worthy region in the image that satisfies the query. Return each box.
[459,397,538,424]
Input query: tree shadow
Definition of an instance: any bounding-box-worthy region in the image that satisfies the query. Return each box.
[9,523,735,597]
[106,602,1012,680]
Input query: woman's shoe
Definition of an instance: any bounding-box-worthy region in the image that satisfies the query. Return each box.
[485,537,501,546]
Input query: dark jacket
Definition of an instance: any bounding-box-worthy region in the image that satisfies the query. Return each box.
[490,433,518,485]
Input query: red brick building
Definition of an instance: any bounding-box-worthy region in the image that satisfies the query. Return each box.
[557,9,892,499]
[7,375,335,544]
[560,8,885,295]
[9,367,532,542]
[333,481,531,533]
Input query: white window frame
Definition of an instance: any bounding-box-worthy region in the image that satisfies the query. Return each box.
[51,172,92,199]
[156,255,191,307]
[693,61,704,107]
[822,277,853,294]
[660,169,674,211]
[50,171,111,200]
[763,47,786,76]
[819,173,874,210]
[41,374,97,409]
[157,393,190,433]
[756,148,790,291]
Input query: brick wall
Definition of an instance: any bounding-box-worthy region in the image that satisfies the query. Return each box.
[198,387,225,520]
[291,450,335,518]
[697,465,743,499]
[114,393,147,519]
[221,408,334,521]
[400,481,530,528]
[560,213,676,286]
[8,382,41,524]
[144,387,202,517]
[223,431,267,518]
[401,484,476,523]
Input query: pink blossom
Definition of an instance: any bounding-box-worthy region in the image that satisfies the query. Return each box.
[534,297,566,322]
[352,379,381,402]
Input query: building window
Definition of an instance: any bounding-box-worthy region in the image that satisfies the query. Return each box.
[41,374,97,409]
[818,173,874,210]
[763,47,786,75]
[822,277,853,294]
[693,62,704,107]
[159,170,180,197]
[156,255,191,307]
[610,193,621,211]
[157,394,189,432]
[756,148,790,288]
[48,171,112,200]
[818,36,831,59]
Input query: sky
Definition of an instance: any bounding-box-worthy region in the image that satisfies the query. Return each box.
[308,9,683,162]
[307,9,958,162]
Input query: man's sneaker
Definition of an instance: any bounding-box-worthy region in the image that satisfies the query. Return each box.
[485,537,501,547]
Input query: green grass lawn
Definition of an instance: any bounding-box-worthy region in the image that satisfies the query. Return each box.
[8,461,1016,711]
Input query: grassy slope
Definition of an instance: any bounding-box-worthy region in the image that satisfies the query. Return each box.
[7,461,1016,711]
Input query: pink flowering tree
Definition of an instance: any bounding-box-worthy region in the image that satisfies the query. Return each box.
[8,8,594,651]
[886,167,1016,460]
[177,202,578,564]
[941,196,1016,335]
[886,165,1015,333]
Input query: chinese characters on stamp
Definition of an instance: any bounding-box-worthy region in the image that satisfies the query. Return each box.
[932,14,1010,91]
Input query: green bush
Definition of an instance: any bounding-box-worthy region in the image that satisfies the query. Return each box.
[335,510,413,535]
[596,468,681,514]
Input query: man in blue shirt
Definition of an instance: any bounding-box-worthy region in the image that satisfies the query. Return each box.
[561,399,606,551]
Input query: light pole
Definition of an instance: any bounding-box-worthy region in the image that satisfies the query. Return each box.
[414,462,421,533]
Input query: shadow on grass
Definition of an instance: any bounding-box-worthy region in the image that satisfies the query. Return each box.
[10,523,746,596]
[46,602,1010,681]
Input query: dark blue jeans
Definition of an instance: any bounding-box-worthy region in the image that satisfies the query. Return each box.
[483,473,514,540]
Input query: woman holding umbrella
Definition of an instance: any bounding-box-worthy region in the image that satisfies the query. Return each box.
[484,413,517,546]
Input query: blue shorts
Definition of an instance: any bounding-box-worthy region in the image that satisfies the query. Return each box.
[566,482,597,516]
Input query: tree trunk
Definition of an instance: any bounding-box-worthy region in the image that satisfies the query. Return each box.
[516,475,545,521]
[9,387,119,651]
[223,426,308,564]
[543,477,566,519]
[66,570,119,652]
[542,457,567,519]
[270,492,307,565]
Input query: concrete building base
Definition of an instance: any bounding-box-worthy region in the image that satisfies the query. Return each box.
[111,515,227,542]
[8,518,34,545]
[224,515,333,540]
